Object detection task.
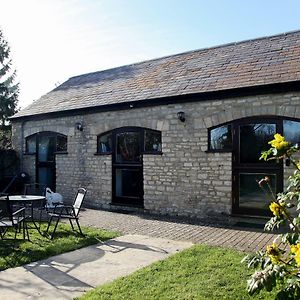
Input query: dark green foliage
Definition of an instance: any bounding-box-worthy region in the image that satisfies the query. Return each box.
[0,28,19,128]
[0,28,19,149]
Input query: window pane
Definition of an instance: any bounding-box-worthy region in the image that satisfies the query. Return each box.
[144,130,162,152]
[210,125,232,150]
[116,132,140,163]
[240,123,276,163]
[56,135,67,152]
[116,168,141,198]
[38,167,54,190]
[98,132,112,153]
[283,120,300,145]
[38,135,56,162]
[26,135,36,154]
[239,173,276,210]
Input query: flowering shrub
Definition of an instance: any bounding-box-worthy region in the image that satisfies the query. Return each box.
[243,133,300,299]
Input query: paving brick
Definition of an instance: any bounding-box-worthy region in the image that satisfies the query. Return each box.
[80,209,278,252]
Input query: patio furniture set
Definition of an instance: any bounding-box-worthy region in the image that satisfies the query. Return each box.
[0,186,86,242]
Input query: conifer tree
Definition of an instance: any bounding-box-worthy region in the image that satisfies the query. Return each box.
[0,28,19,148]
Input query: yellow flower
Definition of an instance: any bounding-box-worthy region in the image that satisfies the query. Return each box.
[268,133,289,150]
[290,243,300,267]
[269,202,284,217]
[296,161,300,170]
[266,243,281,264]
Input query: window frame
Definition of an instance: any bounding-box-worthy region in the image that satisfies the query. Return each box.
[207,122,233,153]
[25,132,68,155]
[96,130,113,155]
[207,116,300,153]
[143,128,162,155]
[96,127,162,156]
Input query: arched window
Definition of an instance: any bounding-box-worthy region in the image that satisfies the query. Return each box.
[25,132,67,154]
[96,127,162,155]
[208,117,300,152]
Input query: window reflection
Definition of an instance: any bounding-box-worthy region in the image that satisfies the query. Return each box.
[97,128,162,155]
[98,132,112,153]
[239,123,275,163]
[26,133,67,155]
[283,120,300,145]
[56,135,67,152]
[38,135,56,162]
[26,135,36,154]
[144,130,162,152]
[239,173,276,209]
[210,125,232,150]
[116,132,140,163]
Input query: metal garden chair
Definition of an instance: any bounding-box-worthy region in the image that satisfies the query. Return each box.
[0,194,29,241]
[45,188,87,239]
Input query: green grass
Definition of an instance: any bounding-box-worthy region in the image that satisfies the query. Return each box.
[0,222,119,271]
[79,244,278,300]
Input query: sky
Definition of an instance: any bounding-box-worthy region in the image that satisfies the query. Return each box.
[1,0,300,109]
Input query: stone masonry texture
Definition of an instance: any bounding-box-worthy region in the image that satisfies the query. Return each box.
[11,91,300,218]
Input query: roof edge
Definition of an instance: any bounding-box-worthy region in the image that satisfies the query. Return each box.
[11,80,300,122]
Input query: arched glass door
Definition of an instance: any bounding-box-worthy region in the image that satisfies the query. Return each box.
[232,118,283,215]
[26,132,67,191]
[112,128,144,206]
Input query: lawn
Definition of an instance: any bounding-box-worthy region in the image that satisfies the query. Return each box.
[0,222,119,271]
[79,244,279,300]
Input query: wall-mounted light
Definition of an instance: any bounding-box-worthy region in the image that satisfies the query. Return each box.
[75,122,83,131]
[177,111,185,122]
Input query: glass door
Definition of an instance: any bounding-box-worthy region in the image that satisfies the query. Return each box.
[36,133,56,191]
[232,119,283,215]
[112,128,144,206]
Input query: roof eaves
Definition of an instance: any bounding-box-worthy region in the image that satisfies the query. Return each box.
[10,80,300,122]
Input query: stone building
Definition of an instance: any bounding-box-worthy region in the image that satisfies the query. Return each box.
[10,30,300,219]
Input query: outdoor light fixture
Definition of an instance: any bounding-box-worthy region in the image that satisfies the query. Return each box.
[75,122,83,131]
[177,111,185,122]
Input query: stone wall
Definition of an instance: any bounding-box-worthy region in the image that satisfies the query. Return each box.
[11,91,300,218]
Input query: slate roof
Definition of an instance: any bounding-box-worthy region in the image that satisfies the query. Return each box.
[12,30,300,119]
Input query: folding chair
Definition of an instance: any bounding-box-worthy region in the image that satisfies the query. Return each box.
[46,188,87,239]
[0,194,29,242]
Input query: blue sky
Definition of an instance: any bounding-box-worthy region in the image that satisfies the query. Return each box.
[1,0,300,108]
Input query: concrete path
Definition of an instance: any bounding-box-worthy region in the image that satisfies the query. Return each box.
[80,209,279,252]
[0,235,192,300]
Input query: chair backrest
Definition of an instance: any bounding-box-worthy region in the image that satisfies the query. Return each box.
[24,183,46,196]
[72,188,87,217]
[0,195,13,222]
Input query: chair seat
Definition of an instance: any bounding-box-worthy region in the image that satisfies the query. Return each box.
[47,213,77,219]
[0,220,14,227]
[45,202,64,209]
[0,216,26,227]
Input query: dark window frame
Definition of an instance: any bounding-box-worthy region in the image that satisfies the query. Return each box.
[25,132,68,155]
[207,116,300,153]
[143,128,162,155]
[96,130,113,155]
[96,127,162,155]
[207,121,233,153]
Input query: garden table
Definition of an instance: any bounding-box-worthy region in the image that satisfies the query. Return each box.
[0,195,45,235]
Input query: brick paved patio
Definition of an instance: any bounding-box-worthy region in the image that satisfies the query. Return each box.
[80,208,279,252]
